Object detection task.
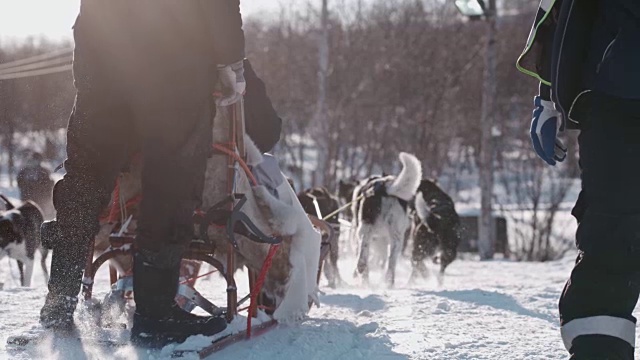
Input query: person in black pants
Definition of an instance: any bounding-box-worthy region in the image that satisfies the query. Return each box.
[39,0,246,347]
[518,1,640,358]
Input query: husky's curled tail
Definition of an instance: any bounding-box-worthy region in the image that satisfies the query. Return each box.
[386,152,422,202]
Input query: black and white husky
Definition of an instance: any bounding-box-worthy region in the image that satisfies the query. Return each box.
[0,195,48,287]
[352,152,422,286]
[409,179,461,282]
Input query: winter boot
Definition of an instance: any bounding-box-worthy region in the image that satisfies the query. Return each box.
[40,293,79,331]
[130,249,227,348]
[39,220,87,330]
[569,335,634,360]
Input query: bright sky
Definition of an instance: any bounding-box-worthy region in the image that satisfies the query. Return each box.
[0,0,308,42]
[0,0,79,41]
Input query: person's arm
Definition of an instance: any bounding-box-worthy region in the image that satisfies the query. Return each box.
[244,60,282,153]
[209,0,245,65]
[205,0,246,106]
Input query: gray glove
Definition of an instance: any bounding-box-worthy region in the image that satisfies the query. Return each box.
[216,60,246,106]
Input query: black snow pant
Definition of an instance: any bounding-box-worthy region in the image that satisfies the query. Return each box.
[47,1,216,300]
[559,92,640,359]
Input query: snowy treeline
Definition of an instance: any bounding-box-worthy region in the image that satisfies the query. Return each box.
[0,0,578,260]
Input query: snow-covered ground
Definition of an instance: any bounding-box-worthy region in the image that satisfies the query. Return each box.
[0,168,625,360]
[1,245,621,360]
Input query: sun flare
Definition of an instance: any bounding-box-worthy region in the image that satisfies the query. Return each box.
[0,0,80,41]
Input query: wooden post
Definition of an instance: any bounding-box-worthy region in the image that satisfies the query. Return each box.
[312,0,330,187]
[478,0,497,260]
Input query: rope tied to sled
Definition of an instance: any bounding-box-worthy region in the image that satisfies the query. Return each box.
[321,180,389,221]
[321,193,365,222]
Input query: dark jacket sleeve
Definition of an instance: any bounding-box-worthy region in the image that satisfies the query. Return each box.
[244,60,282,153]
[609,0,640,19]
[533,5,559,85]
[208,0,245,65]
[550,0,598,120]
[589,0,640,99]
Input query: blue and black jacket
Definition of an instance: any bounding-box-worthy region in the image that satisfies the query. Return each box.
[517,0,640,128]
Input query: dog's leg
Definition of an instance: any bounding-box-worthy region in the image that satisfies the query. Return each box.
[385,228,403,287]
[409,260,430,284]
[438,228,459,276]
[327,228,343,287]
[403,220,415,256]
[323,257,336,288]
[374,239,388,269]
[347,220,356,254]
[410,223,433,281]
[21,259,34,287]
[355,224,372,283]
[348,201,360,254]
[40,248,50,284]
[321,222,338,288]
[17,261,25,286]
